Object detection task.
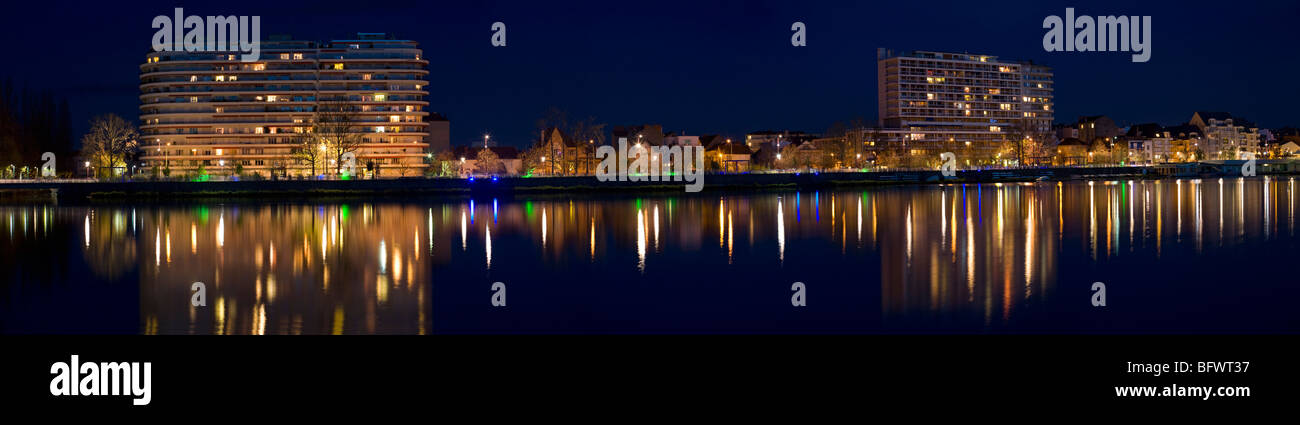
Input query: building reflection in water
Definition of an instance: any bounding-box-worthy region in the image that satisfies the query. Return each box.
[136,204,431,335]
[2,177,1297,333]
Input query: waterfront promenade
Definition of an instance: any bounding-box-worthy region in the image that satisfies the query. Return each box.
[2,162,1297,201]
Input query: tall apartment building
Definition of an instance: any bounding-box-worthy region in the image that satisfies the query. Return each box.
[139,33,432,178]
[876,49,1053,164]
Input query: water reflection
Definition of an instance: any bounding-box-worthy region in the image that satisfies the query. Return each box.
[3,178,1299,334]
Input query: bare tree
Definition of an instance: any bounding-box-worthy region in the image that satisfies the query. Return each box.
[292,132,323,176]
[568,117,605,175]
[81,114,138,178]
[311,101,365,176]
[1009,119,1051,166]
[432,150,457,177]
[475,147,504,176]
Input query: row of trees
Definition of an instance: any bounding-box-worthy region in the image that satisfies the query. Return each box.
[290,101,365,177]
[80,101,374,180]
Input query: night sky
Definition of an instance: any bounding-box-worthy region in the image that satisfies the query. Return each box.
[2,0,1296,149]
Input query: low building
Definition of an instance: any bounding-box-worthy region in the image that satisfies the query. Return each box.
[745,130,817,153]
[452,146,521,176]
[1054,137,1087,166]
[664,133,703,147]
[1278,141,1300,157]
[706,141,753,172]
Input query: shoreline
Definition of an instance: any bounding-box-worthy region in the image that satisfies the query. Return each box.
[1,164,1296,202]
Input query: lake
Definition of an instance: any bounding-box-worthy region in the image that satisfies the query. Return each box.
[3,177,1298,334]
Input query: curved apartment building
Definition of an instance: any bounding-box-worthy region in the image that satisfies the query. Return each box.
[139,33,431,178]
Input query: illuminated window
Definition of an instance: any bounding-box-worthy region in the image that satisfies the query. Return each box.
[990,126,1001,132]
[405,105,414,112]
[363,74,372,80]
[374,94,386,102]
[267,95,277,102]
[333,63,344,70]
[926,93,934,100]
[293,53,304,60]
[215,75,226,82]
[390,115,401,123]
[229,76,237,81]
[190,75,197,82]
[252,64,265,71]
[279,53,290,60]
[190,96,198,103]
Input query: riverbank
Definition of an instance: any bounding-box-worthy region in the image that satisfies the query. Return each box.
[2,163,1297,201]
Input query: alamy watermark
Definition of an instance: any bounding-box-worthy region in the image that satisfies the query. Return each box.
[152,8,261,62]
[595,137,705,192]
[50,355,152,406]
[940,152,957,178]
[1043,8,1151,63]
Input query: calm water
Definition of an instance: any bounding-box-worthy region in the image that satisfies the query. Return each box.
[3,178,1299,334]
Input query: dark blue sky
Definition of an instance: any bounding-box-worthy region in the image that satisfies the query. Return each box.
[2,0,1296,148]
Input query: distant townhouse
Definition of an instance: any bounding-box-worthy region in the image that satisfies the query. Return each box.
[1163,124,1205,162]
[1189,112,1260,160]
[1125,123,1172,164]
[536,127,591,176]
[1075,115,1121,143]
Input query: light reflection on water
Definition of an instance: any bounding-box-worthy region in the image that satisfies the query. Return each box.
[2,177,1298,334]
